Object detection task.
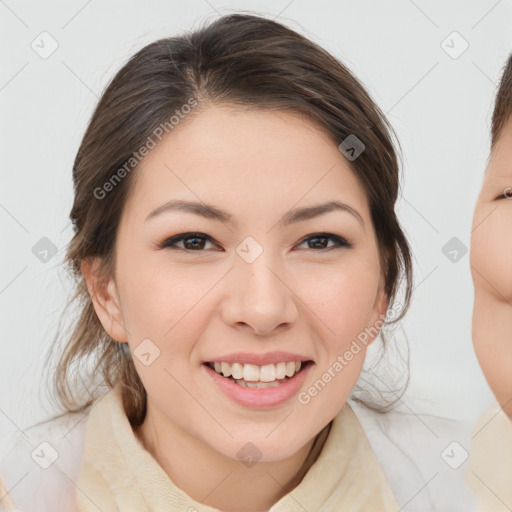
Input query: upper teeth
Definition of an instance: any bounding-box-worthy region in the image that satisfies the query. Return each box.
[212,361,302,382]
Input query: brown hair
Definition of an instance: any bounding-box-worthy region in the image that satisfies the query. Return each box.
[491,53,512,149]
[40,13,413,429]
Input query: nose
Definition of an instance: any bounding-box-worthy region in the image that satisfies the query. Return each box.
[220,250,298,337]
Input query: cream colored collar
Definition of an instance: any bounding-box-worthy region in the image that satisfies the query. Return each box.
[77,384,399,511]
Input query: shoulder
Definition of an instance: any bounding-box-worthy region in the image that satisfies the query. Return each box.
[348,398,479,512]
[0,408,90,512]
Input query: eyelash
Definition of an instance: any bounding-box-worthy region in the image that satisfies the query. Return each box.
[157,232,353,252]
[495,187,512,200]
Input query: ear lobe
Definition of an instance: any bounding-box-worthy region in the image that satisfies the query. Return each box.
[367,278,389,346]
[81,258,128,343]
[376,284,389,320]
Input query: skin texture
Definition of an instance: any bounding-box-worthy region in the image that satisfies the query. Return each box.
[82,104,388,511]
[471,115,512,419]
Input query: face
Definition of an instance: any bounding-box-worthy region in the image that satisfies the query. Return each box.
[471,116,512,417]
[85,104,387,462]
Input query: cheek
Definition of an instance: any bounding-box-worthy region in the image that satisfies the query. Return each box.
[117,261,223,396]
[117,256,218,348]
[294,266,376,421]
[295,260,381,404]
[302,259,381,335]
[471,208,512,301]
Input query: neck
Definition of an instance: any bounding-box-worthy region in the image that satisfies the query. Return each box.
[133,408,331,512]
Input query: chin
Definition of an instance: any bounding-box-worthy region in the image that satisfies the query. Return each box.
[211,431,310,463]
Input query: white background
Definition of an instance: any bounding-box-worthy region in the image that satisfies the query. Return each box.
[1,0,511,440]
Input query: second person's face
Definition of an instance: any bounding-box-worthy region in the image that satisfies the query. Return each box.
[471,116,512,417]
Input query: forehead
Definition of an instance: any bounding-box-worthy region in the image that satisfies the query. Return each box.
[142,105,347,172]
[127,105,369,217]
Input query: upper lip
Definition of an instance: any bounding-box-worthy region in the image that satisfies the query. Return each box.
[204,351,312,366]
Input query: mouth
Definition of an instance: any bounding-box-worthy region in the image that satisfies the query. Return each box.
[203,360,314,389]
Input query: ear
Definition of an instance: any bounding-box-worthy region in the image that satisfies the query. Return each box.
[81,258,128,343]
[366,275,389,346]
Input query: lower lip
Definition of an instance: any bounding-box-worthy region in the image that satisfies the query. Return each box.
[202,362,313,409]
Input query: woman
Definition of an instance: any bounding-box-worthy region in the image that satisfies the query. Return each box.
[0,13,479,512]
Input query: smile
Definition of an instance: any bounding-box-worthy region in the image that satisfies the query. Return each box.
[202,357,314,408]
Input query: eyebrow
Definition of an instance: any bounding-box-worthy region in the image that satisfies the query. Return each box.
[145,199,364,228]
